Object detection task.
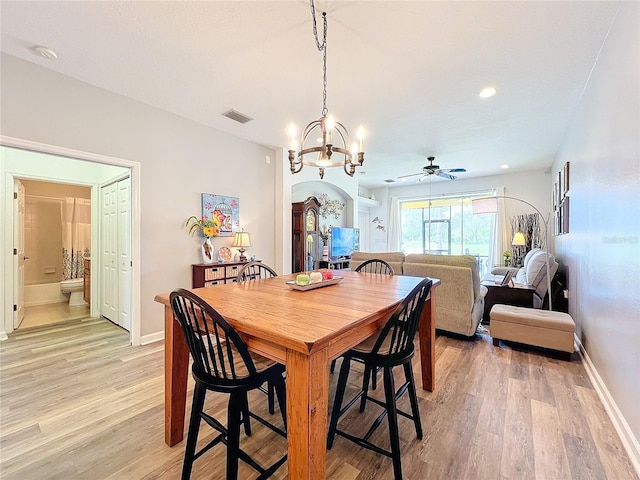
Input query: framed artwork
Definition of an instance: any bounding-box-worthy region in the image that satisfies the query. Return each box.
[563,161,570,194]
[201,193,240,237]
[557,207,563,236]
[561,196,570,234]
[558,170,565,200]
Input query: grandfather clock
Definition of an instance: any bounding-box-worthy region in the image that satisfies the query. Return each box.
[292,196,321,273]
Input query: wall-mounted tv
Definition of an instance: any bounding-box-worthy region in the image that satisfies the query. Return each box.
[330,227,360,258]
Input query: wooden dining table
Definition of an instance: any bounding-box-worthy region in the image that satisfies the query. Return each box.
[154,270,440,479]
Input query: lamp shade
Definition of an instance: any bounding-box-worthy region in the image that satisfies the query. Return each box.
[512,232,526,246]
[232,231,251,248]
[471,197,498,214]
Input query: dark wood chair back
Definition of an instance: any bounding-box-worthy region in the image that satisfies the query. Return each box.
[170,288,257,384]
[355,258,395,275]
[236,261,277,282]
[369,277,432,361]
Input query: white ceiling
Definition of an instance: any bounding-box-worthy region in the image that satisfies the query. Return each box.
[0,1,619,188]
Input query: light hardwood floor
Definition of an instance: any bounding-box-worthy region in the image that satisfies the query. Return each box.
[0,318,637,479]
[20,302,90,329]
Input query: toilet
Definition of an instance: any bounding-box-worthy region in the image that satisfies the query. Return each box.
[60,278,86,307]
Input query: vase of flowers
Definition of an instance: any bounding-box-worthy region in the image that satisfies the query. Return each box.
[185,215,221,264]
[503,250,512,267]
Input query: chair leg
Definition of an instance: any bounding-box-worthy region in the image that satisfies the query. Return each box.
[267,380,275,414]
[330,358,337,373]
[327,356,351,449]
[226,394,243,480]
[359,365,372,412]
[240,392,252,436]
[383,367,403,480]
[182,383,206,480]
[273,377,287,430]
[403,361,423,439]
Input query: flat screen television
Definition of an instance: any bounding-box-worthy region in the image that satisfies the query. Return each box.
[330,227,360,258]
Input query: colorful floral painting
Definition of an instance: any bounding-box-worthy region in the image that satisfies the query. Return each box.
[201,193,240,237]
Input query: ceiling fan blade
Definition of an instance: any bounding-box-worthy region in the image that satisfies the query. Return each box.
[437,172,457,180]
[417,174,430,183]
[398,172,426,179]
[445,168,466,173]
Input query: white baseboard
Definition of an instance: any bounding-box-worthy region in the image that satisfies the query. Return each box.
[140,330,164,346]
[576,334,640,476]
[0,331,7,341]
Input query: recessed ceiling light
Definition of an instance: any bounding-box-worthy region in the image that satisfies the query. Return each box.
[479,86,497,98]
[32,46,58,60]
[501,164,509,169]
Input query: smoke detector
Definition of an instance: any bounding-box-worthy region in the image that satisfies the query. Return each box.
[32,46,58,60]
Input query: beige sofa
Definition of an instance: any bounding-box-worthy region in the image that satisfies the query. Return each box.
[403,254,487,337]
[349,252,487,337]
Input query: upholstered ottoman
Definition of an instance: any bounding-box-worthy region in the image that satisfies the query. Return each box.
[490,304,575,359]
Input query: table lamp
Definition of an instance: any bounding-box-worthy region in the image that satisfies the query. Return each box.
[512,232,526,246]
[232,230,251,261]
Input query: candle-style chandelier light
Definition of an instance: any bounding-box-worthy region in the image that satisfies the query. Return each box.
[288,0,365,180]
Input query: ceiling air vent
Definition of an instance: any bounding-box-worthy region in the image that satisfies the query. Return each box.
[383,179,396,183]
[222,109,253,124]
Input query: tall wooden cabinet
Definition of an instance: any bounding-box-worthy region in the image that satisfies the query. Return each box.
[292,196,321,273]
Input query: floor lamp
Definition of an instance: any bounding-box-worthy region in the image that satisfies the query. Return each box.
[472,196,553,311]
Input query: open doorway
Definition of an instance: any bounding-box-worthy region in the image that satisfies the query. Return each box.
[1,140,140,344]
[19,179,92,330]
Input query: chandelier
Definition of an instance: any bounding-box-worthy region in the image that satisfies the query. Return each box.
[288,0,365,180]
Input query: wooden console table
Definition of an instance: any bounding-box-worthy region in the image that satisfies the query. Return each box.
[191,261,250,287]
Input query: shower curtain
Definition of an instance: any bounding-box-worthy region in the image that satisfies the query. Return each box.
[62,197,91,280]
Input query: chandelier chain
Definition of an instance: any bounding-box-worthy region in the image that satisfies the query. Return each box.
[310,0,328,116]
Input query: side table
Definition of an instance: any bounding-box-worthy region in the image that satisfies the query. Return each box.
[482,280,536,323]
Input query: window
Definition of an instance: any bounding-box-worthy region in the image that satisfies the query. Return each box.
[399,191,494,275]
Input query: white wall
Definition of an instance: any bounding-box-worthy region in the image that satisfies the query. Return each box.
[1,53,276,339]
[552,2,640,459]
[292,181,350,229]
[366,169,552,252]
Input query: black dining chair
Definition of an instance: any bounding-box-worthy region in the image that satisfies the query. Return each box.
[354,258,395,275]
[330,258,395,389]
[170,289,287,480]
[327,278,433,480]
[235,261,280,414]
[235,261,278,282]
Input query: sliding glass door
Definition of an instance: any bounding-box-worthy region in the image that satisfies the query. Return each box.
[399,192,494,275]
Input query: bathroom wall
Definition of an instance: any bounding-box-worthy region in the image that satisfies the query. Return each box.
[22,180,90,285]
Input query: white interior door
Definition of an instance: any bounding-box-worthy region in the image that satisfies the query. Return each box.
[101,183,118,322]
[14,180,25,328]
[117,177,131,331]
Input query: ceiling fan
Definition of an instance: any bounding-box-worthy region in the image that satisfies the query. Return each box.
[398,156,466,182]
